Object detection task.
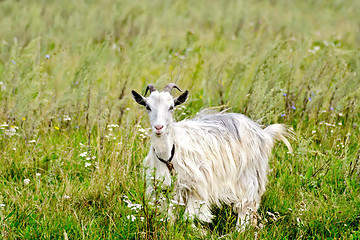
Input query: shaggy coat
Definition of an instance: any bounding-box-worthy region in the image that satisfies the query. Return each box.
[132,84,292,227]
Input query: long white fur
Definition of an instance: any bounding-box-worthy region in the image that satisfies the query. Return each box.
[136,89,293,228]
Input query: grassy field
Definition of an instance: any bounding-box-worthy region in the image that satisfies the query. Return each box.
[0,0,359,239]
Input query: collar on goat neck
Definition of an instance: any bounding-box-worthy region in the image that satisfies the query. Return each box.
[154,144,175,176]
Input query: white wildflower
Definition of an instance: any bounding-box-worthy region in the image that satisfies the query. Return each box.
[28,140,36,143]
[5,125,19,136]
[36,173,41,177]
[267,211,278,221]
[0,204,5,207]
[63,116,71,121]
[131,204,142,212]
[64,195,70,199]
[124,197,142,212]
[107,124,119,128]
[127,215,136,222]
[79,152,87,157]
[24,179,30,185]
[85,162,91,167]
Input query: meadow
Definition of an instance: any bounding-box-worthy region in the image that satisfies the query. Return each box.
[0,0,359,239]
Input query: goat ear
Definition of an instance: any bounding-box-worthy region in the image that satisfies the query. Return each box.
[131,90,146,106]
[174,90,189,106]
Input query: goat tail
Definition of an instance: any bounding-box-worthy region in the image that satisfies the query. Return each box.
[264,124,294,153]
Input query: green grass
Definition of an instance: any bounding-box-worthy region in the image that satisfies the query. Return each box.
[0,0,359,239]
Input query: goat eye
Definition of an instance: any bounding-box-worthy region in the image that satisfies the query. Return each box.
[146,105,151,111]
[169,106,174,111]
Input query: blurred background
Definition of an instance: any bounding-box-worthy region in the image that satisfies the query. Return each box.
[0,0,359,238]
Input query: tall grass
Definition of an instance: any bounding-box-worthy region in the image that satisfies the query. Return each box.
[0,0,359,238]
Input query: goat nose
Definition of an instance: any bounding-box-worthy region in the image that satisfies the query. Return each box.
[154,125,164,130]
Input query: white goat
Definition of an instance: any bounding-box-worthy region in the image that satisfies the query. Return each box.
[132,83,292,229]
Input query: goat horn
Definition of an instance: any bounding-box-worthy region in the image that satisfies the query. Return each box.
[144,84,157,96]
[163,83,182,93]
